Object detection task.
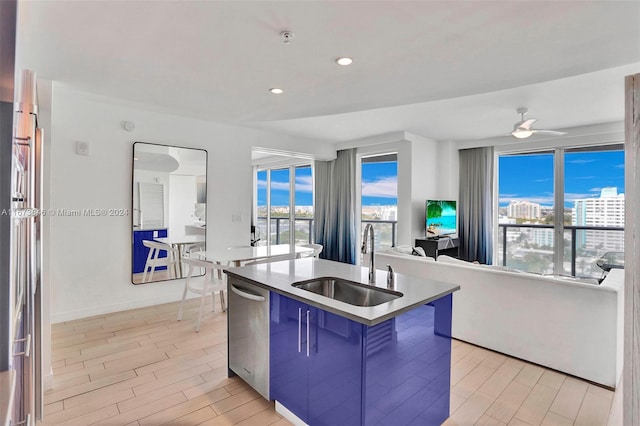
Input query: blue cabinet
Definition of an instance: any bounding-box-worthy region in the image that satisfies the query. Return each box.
[270,293,453,426]
[270,293,364,425]
[131,229,168,273]
[364,295,452,426]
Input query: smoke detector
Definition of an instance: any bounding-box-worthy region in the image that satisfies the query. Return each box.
[281,31,294,44]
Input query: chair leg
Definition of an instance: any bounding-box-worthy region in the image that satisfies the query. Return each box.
[196,292,207,332]
[142,247,155,283]
[176,282,188,321]
[220,290,226,312]
[210,290,216,312]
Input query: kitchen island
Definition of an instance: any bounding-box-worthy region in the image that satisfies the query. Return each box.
[225,258,459,426]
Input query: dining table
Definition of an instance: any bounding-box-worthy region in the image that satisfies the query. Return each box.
[154,234,206,276]
[199,243,314,267]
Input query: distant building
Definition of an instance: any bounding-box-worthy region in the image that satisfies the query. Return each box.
[362,205,397,221]
[572,187,624,251]
[498,215,516,225]
[507,200,541,219]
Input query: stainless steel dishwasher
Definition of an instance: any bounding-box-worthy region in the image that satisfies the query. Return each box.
[227,276,270,399]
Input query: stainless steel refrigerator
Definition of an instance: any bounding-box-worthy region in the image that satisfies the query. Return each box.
[1,1,44,423]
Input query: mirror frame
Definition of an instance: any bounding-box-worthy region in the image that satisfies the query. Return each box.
[131,141,208,285]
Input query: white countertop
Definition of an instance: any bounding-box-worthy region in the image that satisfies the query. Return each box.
[202,244,313,265]
[224,258,459,326]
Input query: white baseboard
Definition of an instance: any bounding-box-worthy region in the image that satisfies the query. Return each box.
[50,292,199,324]
[275,401,308,426]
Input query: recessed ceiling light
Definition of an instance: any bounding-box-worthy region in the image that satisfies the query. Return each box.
[335,57,353,66]
[269,88,284,94]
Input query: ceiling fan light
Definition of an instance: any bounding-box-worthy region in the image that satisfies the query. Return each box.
[512,130,533,139]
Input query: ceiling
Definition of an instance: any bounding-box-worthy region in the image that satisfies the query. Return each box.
[16,1,640,144]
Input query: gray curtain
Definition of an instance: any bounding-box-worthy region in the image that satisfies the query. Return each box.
[459,147,494,264]
[314,149,357,264]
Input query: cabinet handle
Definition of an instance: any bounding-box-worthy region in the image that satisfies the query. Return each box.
[306,310,310,357]
[14,333,31,357]
[298,308,302,353]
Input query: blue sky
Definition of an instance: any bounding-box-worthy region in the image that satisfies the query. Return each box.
[499,150,625,208]
[257,162,398,206]
[361,161,398,205]
[258,150,623,209]
[257,167,314,206]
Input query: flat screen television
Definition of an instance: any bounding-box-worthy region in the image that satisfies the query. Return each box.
[426,200,457,237]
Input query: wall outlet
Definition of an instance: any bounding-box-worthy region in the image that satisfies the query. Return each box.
[76,141,90,156]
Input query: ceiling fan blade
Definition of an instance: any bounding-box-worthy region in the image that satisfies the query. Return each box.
[518,118,537,130]
[531,129,568,135]
[511,129,534,138]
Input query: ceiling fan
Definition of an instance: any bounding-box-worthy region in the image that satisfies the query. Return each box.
[511,107,567,139]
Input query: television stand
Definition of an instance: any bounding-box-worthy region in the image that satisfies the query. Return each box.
[415,237,459,259]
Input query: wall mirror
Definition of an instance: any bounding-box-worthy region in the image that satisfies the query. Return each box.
[131,142,207,284]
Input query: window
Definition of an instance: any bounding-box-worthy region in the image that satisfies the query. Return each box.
[361,153,398,250]
[497,145,624,279]
[294,166,314,244]
[254,164,314,246]
[564,146,625,278]
[498,152,554,274]
[269,168,290,245]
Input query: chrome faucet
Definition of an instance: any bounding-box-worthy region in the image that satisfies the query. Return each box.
[361,224,375,284]
[387,264,395,289]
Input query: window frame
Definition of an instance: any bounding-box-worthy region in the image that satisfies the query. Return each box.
[253,162,314,246]
[495,142,624,275]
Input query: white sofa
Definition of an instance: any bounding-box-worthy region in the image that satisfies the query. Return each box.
[371,249,623,388]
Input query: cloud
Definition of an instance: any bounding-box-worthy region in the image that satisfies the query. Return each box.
[615,164,625,169]
[534,178,551,182]
[565,192,599,202]
[498,196,554,206]
[295,175,313,192]
[567,159,595,164]
[257,177,313,193]
[362,176,397,198]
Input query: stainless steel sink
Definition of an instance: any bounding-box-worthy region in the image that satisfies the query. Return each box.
[292,277,403,307]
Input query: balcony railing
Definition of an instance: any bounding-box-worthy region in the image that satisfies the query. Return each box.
[256,217,398,249]
[498,223,624,279]
[361,219,397,249]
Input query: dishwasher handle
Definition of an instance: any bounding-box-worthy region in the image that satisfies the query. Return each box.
[230,284,266,302]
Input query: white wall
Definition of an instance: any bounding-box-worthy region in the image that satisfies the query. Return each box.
[46,85,333,323]
[405,132,442,242]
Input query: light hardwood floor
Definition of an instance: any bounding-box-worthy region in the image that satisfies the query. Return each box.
[42,298,615,425]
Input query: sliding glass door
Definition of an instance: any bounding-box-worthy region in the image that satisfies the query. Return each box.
[255,164,314,246]
[497,144,624,279]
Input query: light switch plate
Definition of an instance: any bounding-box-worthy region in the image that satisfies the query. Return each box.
[76,141,90,156]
